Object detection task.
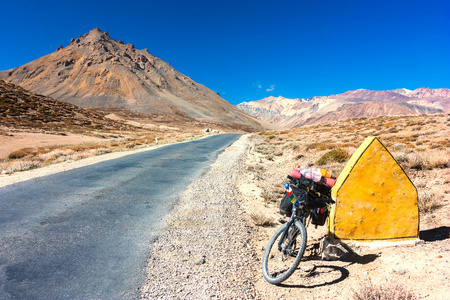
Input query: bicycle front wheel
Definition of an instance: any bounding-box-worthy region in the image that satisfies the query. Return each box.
[262,220,307,284]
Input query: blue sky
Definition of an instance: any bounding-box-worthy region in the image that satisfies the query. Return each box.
[1,0,449,105]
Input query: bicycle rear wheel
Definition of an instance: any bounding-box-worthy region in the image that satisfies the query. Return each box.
[262,220,307,284]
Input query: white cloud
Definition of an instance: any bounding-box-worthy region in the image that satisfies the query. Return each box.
[252,82,263,89]
[266,84,275,92]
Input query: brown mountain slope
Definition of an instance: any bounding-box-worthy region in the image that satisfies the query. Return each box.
[0,79,133,132]
[237,89,448,129]
[0,28,263,129]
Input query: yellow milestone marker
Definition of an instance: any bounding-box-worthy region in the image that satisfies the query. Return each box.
[328,136,419,241]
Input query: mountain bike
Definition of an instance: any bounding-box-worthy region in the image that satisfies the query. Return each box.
[262,175,335,284]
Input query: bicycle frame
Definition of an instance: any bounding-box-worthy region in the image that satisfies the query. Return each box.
[277,201,308,251]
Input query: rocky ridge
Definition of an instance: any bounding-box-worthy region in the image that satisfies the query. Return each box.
[0,79,133,132]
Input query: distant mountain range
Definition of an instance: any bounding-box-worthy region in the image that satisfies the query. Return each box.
[237,88,450,128]
[0,28,263,130]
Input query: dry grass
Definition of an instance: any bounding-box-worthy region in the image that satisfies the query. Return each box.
[4,160,42,173]
[417,188,441,213]
[352,279,418,300]
[392,149,449,170]
[8,147,36,159]
[316,148,350,165]
[261,190,277,206]
[250,213,276,227]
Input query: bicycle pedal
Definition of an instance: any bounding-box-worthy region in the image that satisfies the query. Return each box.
[278,218,287,224]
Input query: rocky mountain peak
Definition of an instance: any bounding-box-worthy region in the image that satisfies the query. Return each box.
[80,27,109,42]
[0,28,263,129]
[409,87,450,99]
[391,88,412,96]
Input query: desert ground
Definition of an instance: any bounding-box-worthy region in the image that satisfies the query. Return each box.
[0,131,112,159]
[239,114,449,299]
[1,114,449,299]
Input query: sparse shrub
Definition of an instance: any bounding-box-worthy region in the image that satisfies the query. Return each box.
[38,148,75,161]
[423,150,449,169]
[6,160,42,173]
[392,151,408,164]
[89,147,112,155]
[258,131,272,136]
[255,145,276,155]
[247,164,265,180]
[418,189,440,213]
[393,143,406,149]
[406,152,424,170]
[306,142,336,151]
[261,190,277,205]
[316,148,350,166]
[406,150,449,170]
[69,152,92,161]
[295,154,304,160]
[438,139,450,147]
[352,279,418,300]
[247,165,263,172]
[250,213,275,227]
[273,151,283,156]
[8,148,34,159]
[282,142,299,151]
[67,145,88,152]
[429,143,442,149]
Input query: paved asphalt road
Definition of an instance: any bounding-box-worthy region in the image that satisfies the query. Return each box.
[0,134,242,299]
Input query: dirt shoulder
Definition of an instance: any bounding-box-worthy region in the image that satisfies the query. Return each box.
[0,130,119,160]
[141,135,259,299]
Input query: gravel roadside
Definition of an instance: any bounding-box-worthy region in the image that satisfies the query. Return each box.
[140,134,259,299]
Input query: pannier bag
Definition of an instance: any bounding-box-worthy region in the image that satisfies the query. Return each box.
[279,187,309,216]
[311,207,329,226]
[279,194,292,216]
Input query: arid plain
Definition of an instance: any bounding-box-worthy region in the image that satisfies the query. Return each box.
[1,113,449,299]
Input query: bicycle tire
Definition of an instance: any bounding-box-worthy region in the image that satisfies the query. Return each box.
[262,220,307,284]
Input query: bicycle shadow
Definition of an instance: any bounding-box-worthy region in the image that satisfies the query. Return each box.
[278,240,378,288]
[277,264,350,288]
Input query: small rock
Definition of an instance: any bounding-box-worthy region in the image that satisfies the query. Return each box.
[397,270,406,275]
[196,255,206,265]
